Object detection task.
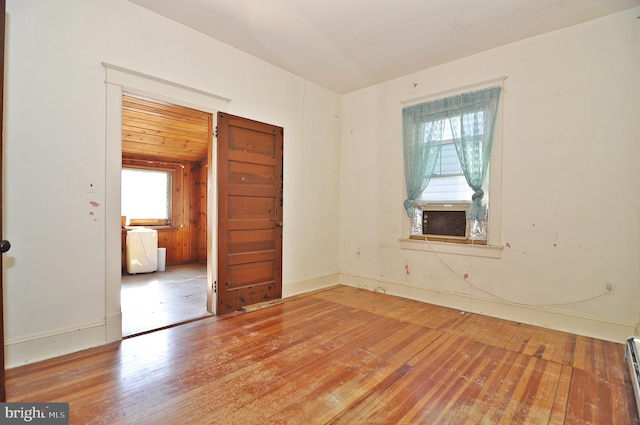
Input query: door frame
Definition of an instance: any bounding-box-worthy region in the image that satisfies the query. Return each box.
[104,64,230,340]
[0,0,6,401]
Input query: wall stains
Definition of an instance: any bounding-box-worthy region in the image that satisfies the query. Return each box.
[89,200,100,222]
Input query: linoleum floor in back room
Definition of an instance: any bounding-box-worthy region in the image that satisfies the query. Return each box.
[121,262,211,336]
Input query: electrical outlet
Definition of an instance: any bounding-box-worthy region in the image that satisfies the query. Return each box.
[605,281,615,295]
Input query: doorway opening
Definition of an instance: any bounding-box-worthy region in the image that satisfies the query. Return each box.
[120,94,212,337]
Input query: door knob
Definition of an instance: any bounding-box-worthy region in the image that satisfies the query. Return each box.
[277,222,283,227]
[0,240,10,253]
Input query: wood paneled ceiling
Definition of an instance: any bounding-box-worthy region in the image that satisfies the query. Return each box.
[122,94,211,162]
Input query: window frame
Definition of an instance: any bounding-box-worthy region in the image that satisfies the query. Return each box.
[400,81,504,255]
[121,165,174,228]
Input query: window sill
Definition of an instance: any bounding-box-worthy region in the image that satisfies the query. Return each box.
[123,225,177,231]
[399,237,503,259]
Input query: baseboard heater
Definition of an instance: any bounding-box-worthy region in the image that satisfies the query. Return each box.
[625,337,640,418]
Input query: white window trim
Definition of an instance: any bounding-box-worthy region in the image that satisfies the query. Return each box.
[400,78,505,258]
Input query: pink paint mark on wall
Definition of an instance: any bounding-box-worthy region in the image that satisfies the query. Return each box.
[463,273,469,279]
[404,264,410,275]
[553,243,557,247]
[89,212,94,216]
[505,242,511,248]
[89,201,100,207]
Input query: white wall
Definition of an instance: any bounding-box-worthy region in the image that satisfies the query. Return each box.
[4,0,341,366]
[340,8,640,342]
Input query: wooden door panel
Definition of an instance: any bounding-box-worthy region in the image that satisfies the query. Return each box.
[228,161,275,187]
[217,112,283,314]
[226,261,276,303]
[228,229,275,253]
[228,196,276,219]
[228,126,277,156]
[228,261,275,287]
[228,187,276,198]
[228,251,275,266]
[227,219,274,231]
[228,150,276,165]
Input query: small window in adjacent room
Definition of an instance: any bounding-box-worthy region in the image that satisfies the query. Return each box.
[121,168,172,226]
[402,85,502,244]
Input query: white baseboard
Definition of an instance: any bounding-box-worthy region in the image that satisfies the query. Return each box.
[340,273,636,344]
[5,322,107,369]
[283,273,340,298]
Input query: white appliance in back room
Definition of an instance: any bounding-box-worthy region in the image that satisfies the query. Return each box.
[126,227,158,274]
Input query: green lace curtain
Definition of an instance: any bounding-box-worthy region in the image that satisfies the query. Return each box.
[402,86,501,219]
[446,86,501,220]
[402,106,446,217]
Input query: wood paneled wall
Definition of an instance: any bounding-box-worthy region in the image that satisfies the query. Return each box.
[196,157,208,263]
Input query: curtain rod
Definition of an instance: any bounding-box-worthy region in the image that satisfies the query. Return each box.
[401,75,508,106]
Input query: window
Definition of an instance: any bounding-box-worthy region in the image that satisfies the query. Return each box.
[421,117,475,202]
[121,168,172,226]
[402,86,501,243]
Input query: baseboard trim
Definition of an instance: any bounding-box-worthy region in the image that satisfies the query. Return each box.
[283,273,340,298]
[5,322,106,369]
[339,273,635,344]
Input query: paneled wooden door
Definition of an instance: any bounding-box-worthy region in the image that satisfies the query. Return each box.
[216,112,283,315]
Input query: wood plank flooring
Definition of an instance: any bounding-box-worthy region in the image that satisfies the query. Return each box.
[6,285,639,424]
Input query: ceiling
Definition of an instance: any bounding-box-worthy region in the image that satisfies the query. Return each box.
[122,94,210,162]
[127,0,639,94]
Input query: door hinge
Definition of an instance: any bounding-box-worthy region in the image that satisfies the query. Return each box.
[214,126,218,138]
[213,280,217,293]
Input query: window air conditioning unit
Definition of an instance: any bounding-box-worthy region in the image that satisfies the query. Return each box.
[413,202,470,240]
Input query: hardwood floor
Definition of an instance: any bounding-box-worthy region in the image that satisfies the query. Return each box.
[6,286,639,424]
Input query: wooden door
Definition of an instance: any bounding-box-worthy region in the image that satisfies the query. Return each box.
[216,112,283,315]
